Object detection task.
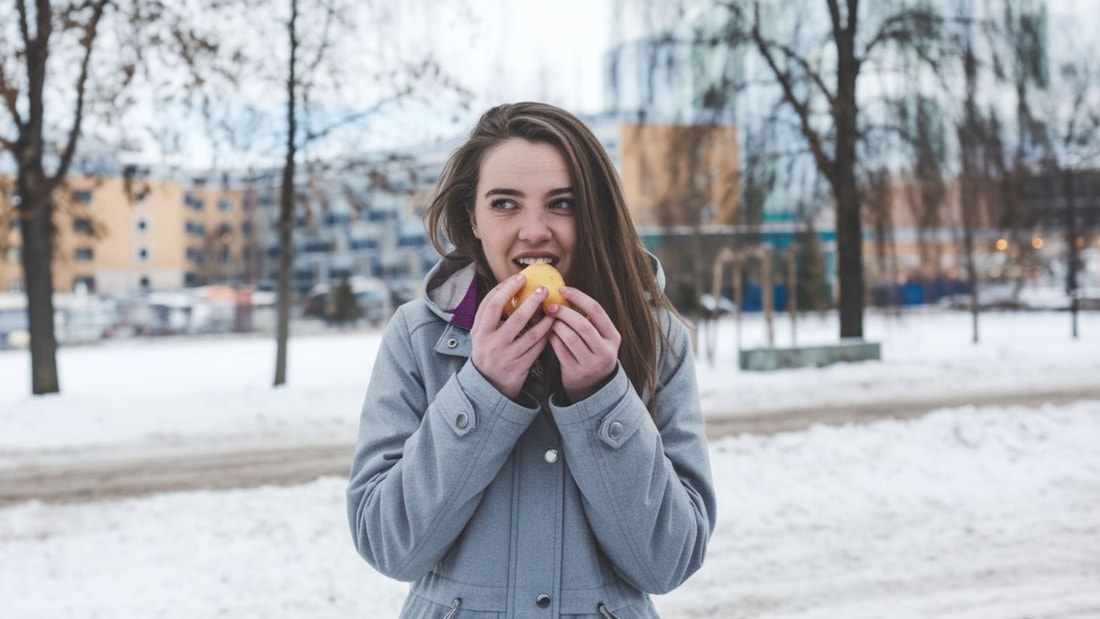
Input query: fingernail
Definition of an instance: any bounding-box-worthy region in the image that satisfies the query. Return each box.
[547,304,559,314]
[535,286,547,296]
[515,273,525,282]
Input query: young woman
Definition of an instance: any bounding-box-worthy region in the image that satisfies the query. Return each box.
[347,102,715,618]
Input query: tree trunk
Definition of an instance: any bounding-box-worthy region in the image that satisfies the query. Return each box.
[960,42,981,344]
[833,174,864,338]
[17,165,60,394]
[834,24,863,339]
[273,0,299,387]
[1064,168,1079,339]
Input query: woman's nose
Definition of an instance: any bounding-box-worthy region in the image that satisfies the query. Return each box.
[518,211,551,242]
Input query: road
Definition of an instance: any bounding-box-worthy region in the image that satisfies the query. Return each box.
[2,386,1098,506]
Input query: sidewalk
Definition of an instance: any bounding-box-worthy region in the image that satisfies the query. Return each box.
[3,382,1097,506]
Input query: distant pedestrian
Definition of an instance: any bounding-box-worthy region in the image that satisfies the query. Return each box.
[346,102,715,618]
[331,277,359,328]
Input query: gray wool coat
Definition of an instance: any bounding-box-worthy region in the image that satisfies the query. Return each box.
[347,260,716,618]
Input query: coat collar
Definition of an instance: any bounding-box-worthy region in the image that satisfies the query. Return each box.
[424,260,480,330]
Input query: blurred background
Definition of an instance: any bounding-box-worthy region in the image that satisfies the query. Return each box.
[1,0,1098,393]
[3,3,1100,617]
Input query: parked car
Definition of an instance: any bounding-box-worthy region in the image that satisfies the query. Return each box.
[0,293,29,349]
[302,276,392,326]
[0,291,114,348]
[699,293,737,316]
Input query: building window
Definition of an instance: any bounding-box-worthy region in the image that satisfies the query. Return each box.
[218,198,232,212]
[136,246,150,263]
[73,218,94,234]
[303,240,334,253]
[73,276,95,294]
[71,190,93,204]
[184,192,205,211]
[74,248,94,262]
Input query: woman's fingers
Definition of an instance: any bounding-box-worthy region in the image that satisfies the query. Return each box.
[470,275,554,399]
[555,287,619,343]
[546,289,621,403]
[474,273,528,329]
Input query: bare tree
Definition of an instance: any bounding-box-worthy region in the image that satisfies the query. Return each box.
[0,0,233,394]
[1041,51,1100,338]
[956,35,986,342]
[263,0,470,386]
[864,165,900,309]
[737,1,948,339]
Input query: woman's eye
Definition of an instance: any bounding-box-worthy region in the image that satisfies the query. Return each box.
[549,198,574,211]
[490,198,518,210]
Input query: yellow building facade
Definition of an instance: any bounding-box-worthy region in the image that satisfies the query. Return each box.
[0,175,250,295]
[618,123,740,228]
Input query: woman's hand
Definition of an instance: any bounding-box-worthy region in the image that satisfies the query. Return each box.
[547,287,621,403]
[470,273,554,399]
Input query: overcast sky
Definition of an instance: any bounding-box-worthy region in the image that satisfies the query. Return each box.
[432,0,617,114]
[105,0,1098,171]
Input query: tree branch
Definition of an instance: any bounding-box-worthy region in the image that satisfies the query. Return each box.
[766,40,838,110]
[0,62,24,132]
[299,92,406,148]
[827,0,842,41]
[751,5,836,186]
[48,0,108,192]
[17,0,31,49]
[304,3,337,78]
[862,8,941,59]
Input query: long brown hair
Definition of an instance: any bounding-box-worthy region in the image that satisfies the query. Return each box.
[426,102,676,413]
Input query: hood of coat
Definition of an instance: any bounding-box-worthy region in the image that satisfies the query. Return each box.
[422,253,667,331]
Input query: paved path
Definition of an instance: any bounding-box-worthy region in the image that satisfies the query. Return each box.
[2,386,1098,506]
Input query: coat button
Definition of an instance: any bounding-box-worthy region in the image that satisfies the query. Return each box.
[455,412,469,429]
[446,338,458,348]
[535,594,551,608]
[608,421,624,440]
[544,449,558,464]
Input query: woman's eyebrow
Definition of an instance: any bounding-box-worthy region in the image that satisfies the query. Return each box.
[484,187,524,198]
[483,187,573,199]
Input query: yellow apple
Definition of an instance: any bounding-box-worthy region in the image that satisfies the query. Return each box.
[503,262,569,317]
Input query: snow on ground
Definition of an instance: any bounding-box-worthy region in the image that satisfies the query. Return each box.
[1,309,1098,456]
[1,402,1098,618]
[0,308,1099,617]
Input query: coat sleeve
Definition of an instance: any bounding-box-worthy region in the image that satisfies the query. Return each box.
[346,307,540,581]
[548,312,716,594]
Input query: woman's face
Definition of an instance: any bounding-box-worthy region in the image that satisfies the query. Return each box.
[471,138,577,284]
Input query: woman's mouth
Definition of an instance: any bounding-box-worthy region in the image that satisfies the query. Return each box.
[514,256,556,267]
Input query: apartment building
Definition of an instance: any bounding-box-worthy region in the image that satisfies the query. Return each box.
[619,122,740,228]
[0,173,252,295]
[249,160,438,300]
